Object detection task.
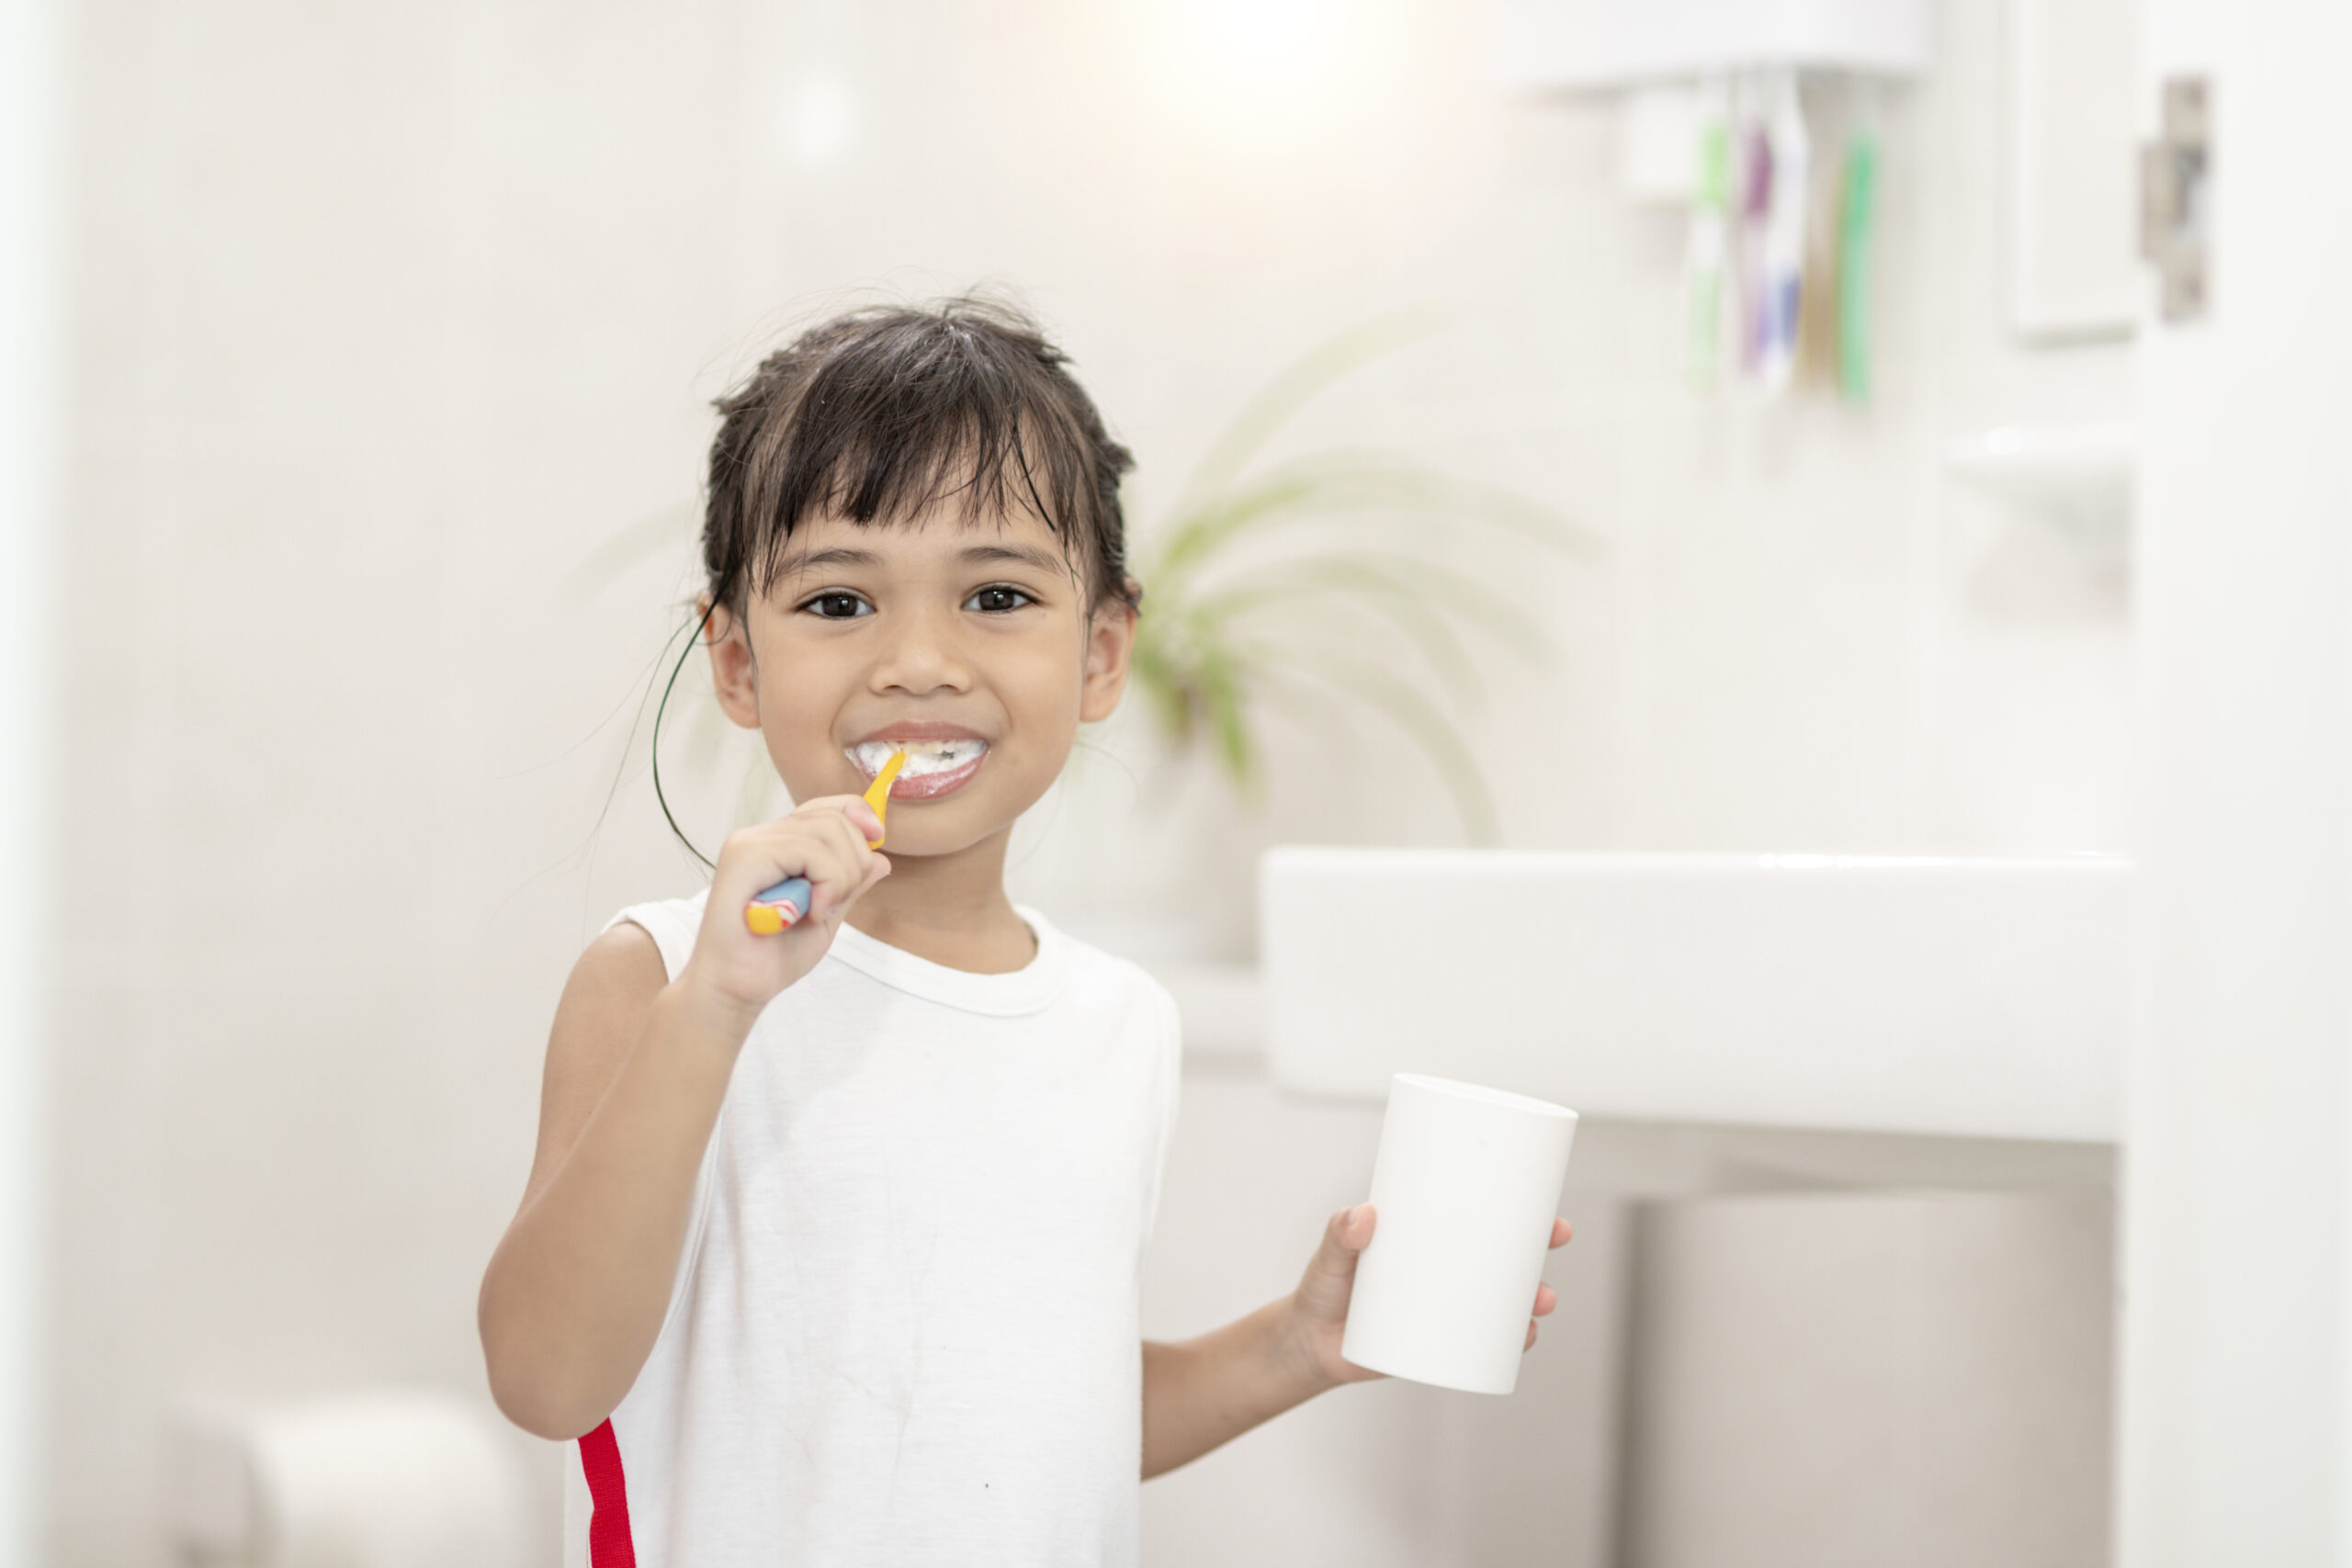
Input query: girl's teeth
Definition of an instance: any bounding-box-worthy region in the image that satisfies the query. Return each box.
[849,739,987,778]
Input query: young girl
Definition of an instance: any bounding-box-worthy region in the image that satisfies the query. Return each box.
[477,298,1568,1565]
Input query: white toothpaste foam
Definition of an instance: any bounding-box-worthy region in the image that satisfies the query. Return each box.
[849,738,988,779]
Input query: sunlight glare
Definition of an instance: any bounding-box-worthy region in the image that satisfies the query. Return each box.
[780,71,863,169]
[1142,0,1386,148]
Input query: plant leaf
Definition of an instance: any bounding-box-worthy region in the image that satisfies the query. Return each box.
[1172,302,1456,512]
[1200,562,1487,706]
[1243,638,1503,845]
[1148,450,1592,591]
[1193,551,1553,675]
[1125,627,1195,746]
[1248,667,1368,774]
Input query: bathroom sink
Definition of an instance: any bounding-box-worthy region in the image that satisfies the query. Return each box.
[1261,851,2131,1143]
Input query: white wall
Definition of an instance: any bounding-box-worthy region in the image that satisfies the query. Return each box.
[1,0,58,1559]
[52,0,2134,1562]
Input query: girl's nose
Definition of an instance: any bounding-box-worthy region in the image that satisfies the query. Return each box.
[868,606,973,696]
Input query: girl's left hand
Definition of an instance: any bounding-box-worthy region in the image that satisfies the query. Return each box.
[1278,1206,1573,1394]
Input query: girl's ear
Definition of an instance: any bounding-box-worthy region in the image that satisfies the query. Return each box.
[1079,598,1137,723]
[704,597,764,729]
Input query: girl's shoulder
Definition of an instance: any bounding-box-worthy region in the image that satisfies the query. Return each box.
[1025,911,1182,1035]
[603,886,712,985]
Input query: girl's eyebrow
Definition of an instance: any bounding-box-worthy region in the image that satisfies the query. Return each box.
[773,541,1062,579]
[959,543,1064,572]
[773,545,882,578]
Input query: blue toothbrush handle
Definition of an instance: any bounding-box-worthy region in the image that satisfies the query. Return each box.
[745,874,813,934]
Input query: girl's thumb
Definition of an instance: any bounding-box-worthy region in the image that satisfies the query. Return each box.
[1321,1202,1374,1262]
[1298,1203,1376,1316]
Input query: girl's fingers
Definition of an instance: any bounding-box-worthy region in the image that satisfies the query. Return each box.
[1527,1229,1568,1351]
[739,828,856,914]
[814,799,876,856]
[791,793,884,845]
[805,814,871,909]
[767,806,876,921]
[826,851,891,920]
[718,812,852,899]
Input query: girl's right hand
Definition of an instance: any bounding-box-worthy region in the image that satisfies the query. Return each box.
[680,795,890,1021]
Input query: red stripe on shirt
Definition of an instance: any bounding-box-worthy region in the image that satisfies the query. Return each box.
[579,1419,638,1568]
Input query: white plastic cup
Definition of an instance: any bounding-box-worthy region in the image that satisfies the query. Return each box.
[1340,1073,1579,1394]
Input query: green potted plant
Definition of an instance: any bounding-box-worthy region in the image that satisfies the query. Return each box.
[1125,308,1589,845]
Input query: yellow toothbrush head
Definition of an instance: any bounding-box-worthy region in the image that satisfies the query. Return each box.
[862,749,909,846]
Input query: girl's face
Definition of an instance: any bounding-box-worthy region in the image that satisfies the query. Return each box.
[706,501,1134,861]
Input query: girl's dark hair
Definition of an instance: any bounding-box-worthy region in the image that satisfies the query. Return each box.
[652,294,1136,866]
[702,294,1138,614]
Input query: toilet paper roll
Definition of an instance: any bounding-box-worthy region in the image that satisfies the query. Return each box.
[169,1389,530,1568]
[1340,1073,1578,1395]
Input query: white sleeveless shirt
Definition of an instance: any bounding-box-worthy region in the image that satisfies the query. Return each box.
[561,891,1182,1567]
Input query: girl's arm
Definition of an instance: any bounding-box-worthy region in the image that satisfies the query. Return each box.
[476,929,753,1439]
[478,796,887,1440]
[1139,1206,1569,1479]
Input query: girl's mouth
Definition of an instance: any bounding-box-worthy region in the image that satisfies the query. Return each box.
[848,737,989,800]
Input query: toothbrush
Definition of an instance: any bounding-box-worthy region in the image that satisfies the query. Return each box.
[1757,69,1808,397]
[743,748,907,934]
[1683,78,1731,393]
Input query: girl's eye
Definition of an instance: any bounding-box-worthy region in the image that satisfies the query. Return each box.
[800,592,872,620]
[965,584,1033,614]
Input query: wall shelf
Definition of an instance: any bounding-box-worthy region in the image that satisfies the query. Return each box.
[1486,0,1931,91]
[1948,421,2135,559]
